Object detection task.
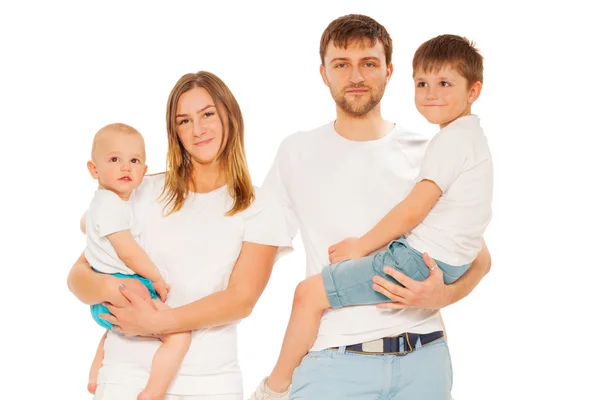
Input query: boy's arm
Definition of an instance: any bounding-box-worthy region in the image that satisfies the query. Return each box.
[358,179,442,256]
[107,230,162,283]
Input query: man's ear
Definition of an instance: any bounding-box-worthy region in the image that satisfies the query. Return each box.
[87,160,99,179]
[319,64,329,87]
[386,63,394,84]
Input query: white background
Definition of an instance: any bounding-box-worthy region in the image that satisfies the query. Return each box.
[1,1,598,399]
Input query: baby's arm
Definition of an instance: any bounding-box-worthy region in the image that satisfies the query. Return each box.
[107,231,168,301]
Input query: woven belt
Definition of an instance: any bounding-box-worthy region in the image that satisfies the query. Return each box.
[328,330,444,355]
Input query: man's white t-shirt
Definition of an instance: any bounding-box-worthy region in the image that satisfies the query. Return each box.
[261,122,444,351]
[408,115,493,266]
[85,189,140,275]
[97,174,291,396]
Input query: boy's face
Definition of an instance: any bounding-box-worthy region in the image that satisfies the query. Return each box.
[413,66,481,128]
[88,130,147,199]
[320,38,392,117]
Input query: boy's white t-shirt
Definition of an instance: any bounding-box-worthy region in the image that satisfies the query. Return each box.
[407,115,493,266]
[97,174,291,396]
[85,189,140,275]
[261,122,444,351]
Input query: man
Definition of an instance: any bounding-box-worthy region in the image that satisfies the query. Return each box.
[259,14,491,399]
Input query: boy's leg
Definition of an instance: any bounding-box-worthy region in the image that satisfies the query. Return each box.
[138,300,192,400]
[252,275,331,397]
[88,330,108,394]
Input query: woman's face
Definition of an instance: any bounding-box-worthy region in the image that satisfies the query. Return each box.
[175,87,226,165]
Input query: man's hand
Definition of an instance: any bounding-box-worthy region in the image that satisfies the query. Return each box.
[373,253,452,309]
[328,237,364,263]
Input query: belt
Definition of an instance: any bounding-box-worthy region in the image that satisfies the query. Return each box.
[328,331,444,355]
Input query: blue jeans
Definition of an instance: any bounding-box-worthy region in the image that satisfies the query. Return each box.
[89,270,157,330]
[290,337,452,399]
[322,237,470,308]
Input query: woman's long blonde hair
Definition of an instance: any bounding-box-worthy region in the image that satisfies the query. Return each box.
[161,71,254,216]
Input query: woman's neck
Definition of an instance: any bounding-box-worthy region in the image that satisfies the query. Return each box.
[190,160,226,193]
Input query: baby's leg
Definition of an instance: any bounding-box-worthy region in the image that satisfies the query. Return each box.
[138,300,191,400]
[88,330,108,394]
[265,274,331,393]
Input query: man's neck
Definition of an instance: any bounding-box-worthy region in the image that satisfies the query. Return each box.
[334,106,394,141]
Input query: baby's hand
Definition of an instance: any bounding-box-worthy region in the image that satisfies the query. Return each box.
[152,278,170,302]
[328,237,364,264]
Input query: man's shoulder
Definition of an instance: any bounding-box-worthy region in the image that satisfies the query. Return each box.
[391,125,430,147]
[279,121,333,151]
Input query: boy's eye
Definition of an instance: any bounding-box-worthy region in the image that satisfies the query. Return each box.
[440,81,450,87]
[131,158,139,164]
[110,157,119,162]
[417,82,427,87]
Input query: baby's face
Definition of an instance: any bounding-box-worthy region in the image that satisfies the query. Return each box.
[413,66,479,128]
[91,130,147,199]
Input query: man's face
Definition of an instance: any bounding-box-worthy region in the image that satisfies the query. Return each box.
[320,38,392,117]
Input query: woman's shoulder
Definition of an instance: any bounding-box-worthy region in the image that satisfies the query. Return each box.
[133,173,166,204]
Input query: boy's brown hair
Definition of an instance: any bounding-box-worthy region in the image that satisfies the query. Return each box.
[413,34,483,86]
[320,14,393,65]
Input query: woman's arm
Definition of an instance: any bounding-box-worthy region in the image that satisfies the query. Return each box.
[104,242,278,336]
[67,252,150,307]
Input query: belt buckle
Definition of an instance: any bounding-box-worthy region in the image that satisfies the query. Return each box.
[360,332,414,355]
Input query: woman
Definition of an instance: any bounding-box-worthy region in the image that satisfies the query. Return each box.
[68,71,290,399]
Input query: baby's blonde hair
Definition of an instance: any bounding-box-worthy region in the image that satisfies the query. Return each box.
[91,123,144,161]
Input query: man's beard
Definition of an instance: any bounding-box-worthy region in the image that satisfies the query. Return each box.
[331,83,386,117]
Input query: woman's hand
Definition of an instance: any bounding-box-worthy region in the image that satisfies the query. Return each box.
[100,284,162,337]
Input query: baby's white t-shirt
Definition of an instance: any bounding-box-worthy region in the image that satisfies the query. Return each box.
[85,189,140,275]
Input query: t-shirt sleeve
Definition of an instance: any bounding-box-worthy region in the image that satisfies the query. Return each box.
[91,191,132,237]
[416,127,471,193]
[242,189,293,261]
[259,139,299,245]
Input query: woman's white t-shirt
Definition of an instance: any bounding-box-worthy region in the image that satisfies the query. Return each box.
[97,174,291,396]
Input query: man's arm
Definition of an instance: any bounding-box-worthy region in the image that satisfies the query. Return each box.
[373,239,491,309]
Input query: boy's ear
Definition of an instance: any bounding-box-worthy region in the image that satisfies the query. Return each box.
[87,160,99,179]
[468,81,483,104]
[143,165,148,176]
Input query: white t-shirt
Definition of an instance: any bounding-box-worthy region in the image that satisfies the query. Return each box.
[261,121,444,351]
[407,115,493,266]
[97,174,291,396]
[85,189,140,275]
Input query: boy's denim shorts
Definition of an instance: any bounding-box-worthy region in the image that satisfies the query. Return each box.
[322,237,470,308]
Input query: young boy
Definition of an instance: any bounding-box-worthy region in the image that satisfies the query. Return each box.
[250,34,493,399]
[84,123,191,400]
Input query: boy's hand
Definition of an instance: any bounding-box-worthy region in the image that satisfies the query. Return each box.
[152,278,170,302]
[328,237,364,263]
